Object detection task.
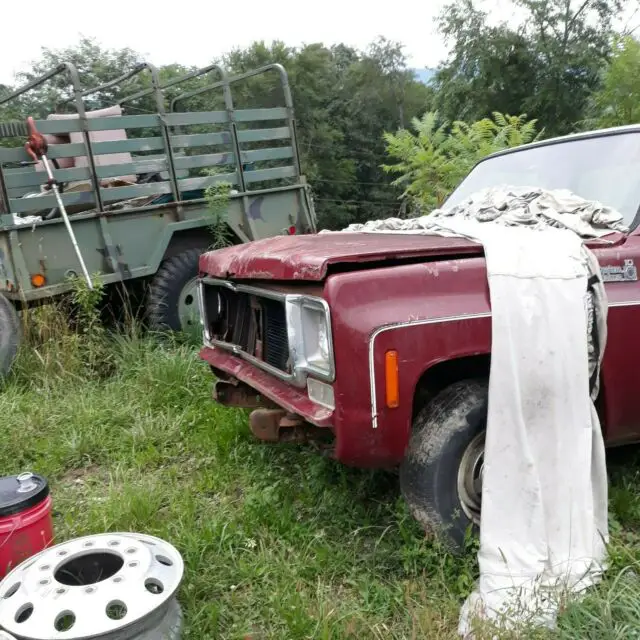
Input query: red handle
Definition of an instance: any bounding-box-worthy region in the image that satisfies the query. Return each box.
[24,116,48,162]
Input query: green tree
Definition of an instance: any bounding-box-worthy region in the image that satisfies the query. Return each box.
[435,0,623,135]
[383,111,540,211]
[222,38,433,229]
[0,37,433,228]
[322,38,434,227]
[2,37,204,119]
[221,40,359,228]
[436,1,537,122]
[588,35,640,128]
[11,37,145,117]
[521,0,622,133]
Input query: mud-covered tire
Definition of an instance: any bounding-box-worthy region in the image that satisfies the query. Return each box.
[137,597,183,639]
[399,379,488,551]
[0,294,20,378]
[147,248,203,333]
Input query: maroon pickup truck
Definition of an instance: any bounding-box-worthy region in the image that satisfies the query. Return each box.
[198,126,640,548]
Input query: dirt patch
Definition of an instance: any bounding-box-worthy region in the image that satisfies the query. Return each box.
[58,465,104,488]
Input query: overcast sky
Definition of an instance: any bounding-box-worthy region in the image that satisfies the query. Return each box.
[1,0,637,86]
[0,0,523,85]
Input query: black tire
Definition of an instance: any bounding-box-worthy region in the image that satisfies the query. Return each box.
[0,294,20,378]
[400,379,488,551]
[138,597,183,639]
[147,248,203,332]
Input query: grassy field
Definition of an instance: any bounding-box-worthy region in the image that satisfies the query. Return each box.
[3,309,640,639]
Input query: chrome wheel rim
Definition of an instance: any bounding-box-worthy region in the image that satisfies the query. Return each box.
[0,532,183,639]
[457,431,485,524]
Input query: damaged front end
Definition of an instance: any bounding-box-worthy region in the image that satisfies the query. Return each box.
[212,377,332,444]
[198,277,337,446]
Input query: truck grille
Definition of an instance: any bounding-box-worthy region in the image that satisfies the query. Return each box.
[202,283,291,374]
[262,298,289,371]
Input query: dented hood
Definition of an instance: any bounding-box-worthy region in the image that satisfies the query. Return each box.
[198,232,484,281]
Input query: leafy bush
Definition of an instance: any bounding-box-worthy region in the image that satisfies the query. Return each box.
[382,111,541,212]
[587,35,640,130]
[204,179,233,250]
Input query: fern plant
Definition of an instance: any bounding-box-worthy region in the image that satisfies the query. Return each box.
[383,111,541,213]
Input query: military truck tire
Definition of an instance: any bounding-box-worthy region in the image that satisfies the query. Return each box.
[0,294,20,378]
[147,248,203,333]
[399,379,488,551]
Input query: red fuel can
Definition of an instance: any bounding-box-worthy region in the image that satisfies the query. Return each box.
[0,473,53,578]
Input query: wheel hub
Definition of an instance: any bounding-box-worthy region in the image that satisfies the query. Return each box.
[457,432,485,524]
[177,277,201,333]
[0,532,183,639]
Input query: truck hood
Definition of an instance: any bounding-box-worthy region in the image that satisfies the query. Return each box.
[199,232,484,281]
[199,231,627,282]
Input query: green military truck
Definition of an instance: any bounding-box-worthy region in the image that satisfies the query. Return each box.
[0,61,316,376]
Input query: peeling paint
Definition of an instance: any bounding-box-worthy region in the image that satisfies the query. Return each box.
[200,233,484,282]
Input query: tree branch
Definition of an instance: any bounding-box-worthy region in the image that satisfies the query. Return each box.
[566,0,591,41]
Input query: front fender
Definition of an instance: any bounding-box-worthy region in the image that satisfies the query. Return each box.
[325,257,491,467]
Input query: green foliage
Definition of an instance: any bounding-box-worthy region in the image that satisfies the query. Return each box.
[2,316,640,638]
[204,173,233,249]
[435,1,538,123]
[70,276,113,373]
[0,6,637,230]
[1,36,203,125]
[10,37,145,118]
[383,111,540,210]
[588,35,640,129]
[69,274,105,330]
[221,38,433,229]
[435,0,623,135]
[2,37,432,229]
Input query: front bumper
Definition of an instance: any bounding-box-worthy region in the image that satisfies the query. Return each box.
[199,345,334,428]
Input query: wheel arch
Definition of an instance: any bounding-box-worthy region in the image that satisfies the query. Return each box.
[145,222,241,277]
[162,227,240,261]
[412,353,491,422]
[410,352,611,439]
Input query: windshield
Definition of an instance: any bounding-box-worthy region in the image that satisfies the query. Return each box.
[445,131,640,226]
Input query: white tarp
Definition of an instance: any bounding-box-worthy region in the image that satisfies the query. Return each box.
[330,186,626,636]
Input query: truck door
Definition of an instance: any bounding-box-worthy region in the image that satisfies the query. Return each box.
[593,230,640,443]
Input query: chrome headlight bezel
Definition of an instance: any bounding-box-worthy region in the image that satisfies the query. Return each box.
[199,278,335,388]
[285,295,335,383]
[197,280,207,339]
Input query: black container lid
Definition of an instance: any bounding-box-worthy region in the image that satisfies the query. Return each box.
[0,473,49,517]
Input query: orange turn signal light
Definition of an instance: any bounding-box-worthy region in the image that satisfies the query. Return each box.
[385,350,399,409]
[30,273,46,288]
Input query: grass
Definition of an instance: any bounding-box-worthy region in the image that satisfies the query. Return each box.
[3,305,640,638]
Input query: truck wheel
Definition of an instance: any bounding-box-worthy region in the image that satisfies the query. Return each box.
[399,379,488,551]
[147,248,203,334]
[0,294,20,378]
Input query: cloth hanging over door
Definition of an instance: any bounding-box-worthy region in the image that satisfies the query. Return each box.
[329,186,626,634]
